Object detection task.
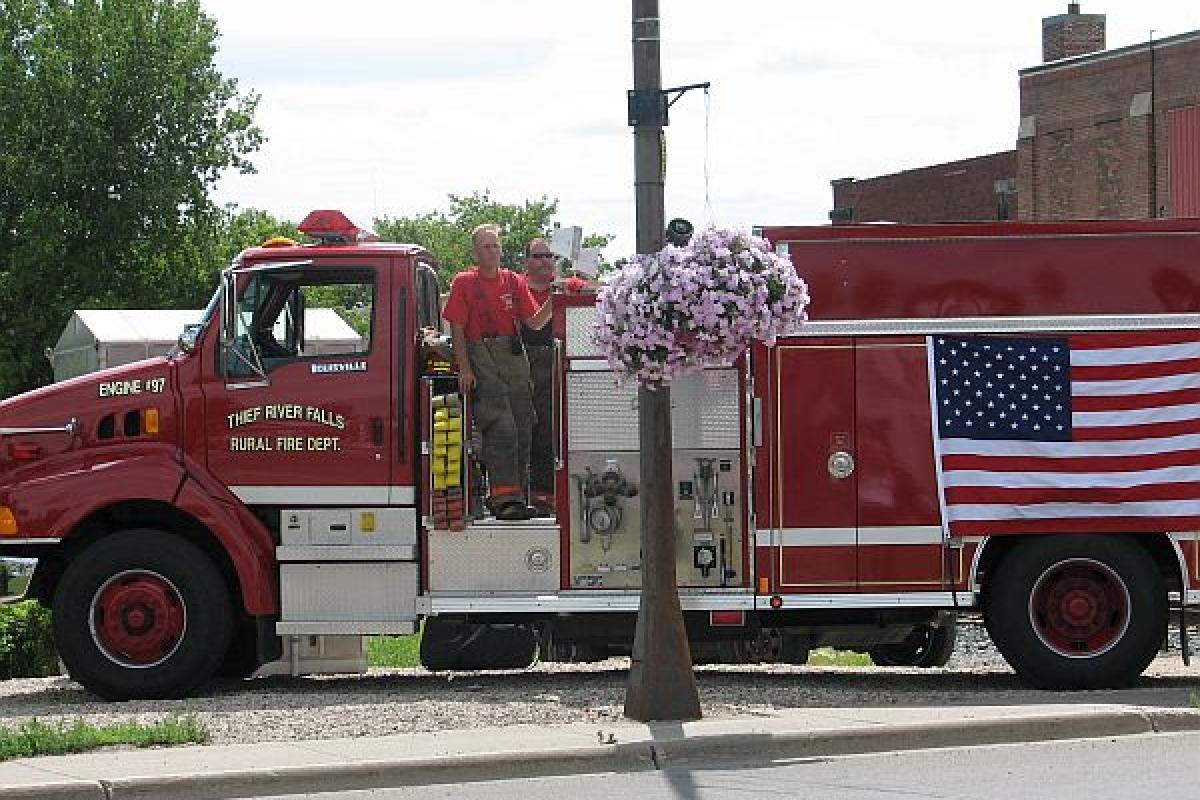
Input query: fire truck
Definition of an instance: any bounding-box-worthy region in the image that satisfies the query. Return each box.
[1,210,1197,700]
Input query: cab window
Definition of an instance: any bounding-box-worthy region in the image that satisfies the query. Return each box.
[225,270,375,378]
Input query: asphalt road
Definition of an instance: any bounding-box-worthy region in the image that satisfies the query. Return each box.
[245,731,1200,800]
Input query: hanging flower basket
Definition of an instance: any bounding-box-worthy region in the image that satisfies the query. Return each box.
[594,227,810,385]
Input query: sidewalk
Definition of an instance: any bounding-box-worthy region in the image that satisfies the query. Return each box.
[1,704,1197,800]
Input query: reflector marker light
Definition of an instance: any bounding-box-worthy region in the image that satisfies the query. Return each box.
[0,507,17,536]
[9,443,41,461]
[710,610,746,627]
[297,210,380,244]
[143,408,160,436]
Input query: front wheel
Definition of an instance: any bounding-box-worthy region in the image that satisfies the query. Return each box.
[985,535,1165,689]
[53,530,233,700]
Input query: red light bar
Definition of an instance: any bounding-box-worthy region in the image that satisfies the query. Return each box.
[297,210,379,244]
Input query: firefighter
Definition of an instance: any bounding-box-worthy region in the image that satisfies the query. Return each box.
[443,224,552,520]
[520,238,597,516]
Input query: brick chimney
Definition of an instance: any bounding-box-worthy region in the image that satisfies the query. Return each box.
[1042,3,1106,62]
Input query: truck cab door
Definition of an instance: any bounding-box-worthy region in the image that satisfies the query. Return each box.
[201,260,394,505]
[754,340,858,594]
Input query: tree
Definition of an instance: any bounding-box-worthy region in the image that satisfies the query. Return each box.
[376,191,592,287]
[0,0,262,397]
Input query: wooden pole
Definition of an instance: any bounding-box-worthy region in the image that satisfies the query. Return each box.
[623,0,702,722]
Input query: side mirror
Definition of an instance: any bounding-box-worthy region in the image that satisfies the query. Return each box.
[177,324,202,355]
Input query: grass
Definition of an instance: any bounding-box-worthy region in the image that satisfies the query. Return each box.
[365,634,877,670]
[367,633,422,668]
[807,647,874,667]
[0,714,208,762]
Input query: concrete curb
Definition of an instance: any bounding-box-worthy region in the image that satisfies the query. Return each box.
[105,743,655,800]
[2,708,1197,800]
[0,783,100,800]
[651,708,1199,767]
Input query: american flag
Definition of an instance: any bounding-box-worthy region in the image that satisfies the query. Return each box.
[930,331,1200,536]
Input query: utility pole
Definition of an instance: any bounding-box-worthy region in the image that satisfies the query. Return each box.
[624,0,702,722]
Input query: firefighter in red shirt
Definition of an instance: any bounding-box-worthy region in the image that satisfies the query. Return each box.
[520,238,596,516]
[444,224,552,520]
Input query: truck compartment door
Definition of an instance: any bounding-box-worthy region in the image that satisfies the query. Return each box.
[756,340,857,592]
[854,337,947,590]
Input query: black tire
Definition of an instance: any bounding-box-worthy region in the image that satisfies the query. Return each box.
[732,628,810,665]
[984,535,1165,689]
[419,618,537,671]
[53,530,233,700]
[869,618,957,667]
[217,616,264,679]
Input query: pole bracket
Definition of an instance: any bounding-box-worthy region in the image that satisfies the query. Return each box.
[627,82,711,128]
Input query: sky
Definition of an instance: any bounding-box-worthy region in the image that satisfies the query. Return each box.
[203,1,1199,256]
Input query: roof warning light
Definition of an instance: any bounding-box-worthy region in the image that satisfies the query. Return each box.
[297,210,379,245]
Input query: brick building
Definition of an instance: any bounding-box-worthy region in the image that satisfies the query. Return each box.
[1018,28,1200,219]
[830,4,1200,223]
[830,152,1017,224]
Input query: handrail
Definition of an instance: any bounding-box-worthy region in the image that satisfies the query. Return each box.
[0,418,79,437]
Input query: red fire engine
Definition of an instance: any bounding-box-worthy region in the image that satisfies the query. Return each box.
[1,210,1197,700]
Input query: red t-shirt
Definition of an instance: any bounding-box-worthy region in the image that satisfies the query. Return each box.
[443,268,539,342]
[526,276,588,306]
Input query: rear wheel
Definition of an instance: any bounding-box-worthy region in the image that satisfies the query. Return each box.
[985,535,1165,689]
[732,628,810,665]
[869,618,957,667]
[53,530,232,700]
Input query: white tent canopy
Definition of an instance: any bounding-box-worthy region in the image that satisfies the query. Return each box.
[50,309,364,382]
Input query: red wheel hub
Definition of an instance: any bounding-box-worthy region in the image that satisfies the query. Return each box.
[91,571,186,667]
[1029,559,1129,658]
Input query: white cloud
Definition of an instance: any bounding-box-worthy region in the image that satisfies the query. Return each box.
[204,1,1200,255]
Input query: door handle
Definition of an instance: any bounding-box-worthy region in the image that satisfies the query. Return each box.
[371,417,385,447]
[827,451,855,479]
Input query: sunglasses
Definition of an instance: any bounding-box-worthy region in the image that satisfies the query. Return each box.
[528,253,555,260]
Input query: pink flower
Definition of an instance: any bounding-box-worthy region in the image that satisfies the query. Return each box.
[594,227,810,386]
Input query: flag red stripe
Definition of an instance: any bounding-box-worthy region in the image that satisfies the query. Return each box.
[945,482,1200,505]
[1073,388,1200,411]
[947,516,1200,536]
[1069,331,1200,349]
[1072,418,1200,440]
[1071,357,1200,380]
[942,450,1200,472]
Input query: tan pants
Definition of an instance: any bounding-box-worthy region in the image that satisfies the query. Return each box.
[467,337,534,502]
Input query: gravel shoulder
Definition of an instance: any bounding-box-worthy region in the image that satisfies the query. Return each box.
[1,624,1196,746]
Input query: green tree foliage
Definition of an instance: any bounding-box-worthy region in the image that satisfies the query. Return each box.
[375,191,564,286]
[0,600,58,679]
[0,0,262,398]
